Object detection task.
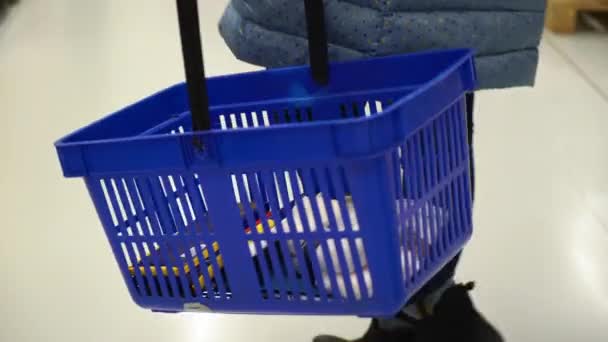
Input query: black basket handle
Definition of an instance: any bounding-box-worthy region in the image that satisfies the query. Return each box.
[305,0,330,85]
[176,0,330,134]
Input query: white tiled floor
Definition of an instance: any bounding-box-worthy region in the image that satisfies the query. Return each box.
[1,1,607,341]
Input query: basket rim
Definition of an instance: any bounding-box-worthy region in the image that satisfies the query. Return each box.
[55,48,474,148]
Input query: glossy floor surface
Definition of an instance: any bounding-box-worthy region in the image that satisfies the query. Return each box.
[1,1,607,341]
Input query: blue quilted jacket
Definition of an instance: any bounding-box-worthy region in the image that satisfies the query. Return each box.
[219,0,546,89]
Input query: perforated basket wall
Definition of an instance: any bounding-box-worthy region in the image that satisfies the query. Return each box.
[57,49,476,316]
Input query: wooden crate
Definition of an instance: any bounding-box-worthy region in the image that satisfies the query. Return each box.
[546,0,608,33]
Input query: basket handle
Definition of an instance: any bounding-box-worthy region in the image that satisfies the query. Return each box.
[305,0,330,85]
[175,0,330,134]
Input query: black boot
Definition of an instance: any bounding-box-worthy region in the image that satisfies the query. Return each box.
[313,283,503,342]
[0,0,18,20]
[313,318,415,342]
[415,283,504,342]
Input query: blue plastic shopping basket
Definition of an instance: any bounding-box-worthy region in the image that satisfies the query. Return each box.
[55,0,476,317]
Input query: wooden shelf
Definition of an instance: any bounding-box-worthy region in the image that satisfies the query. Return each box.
[546,0,608,33]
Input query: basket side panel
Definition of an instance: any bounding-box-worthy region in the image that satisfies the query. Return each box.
[392,97,474,298]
